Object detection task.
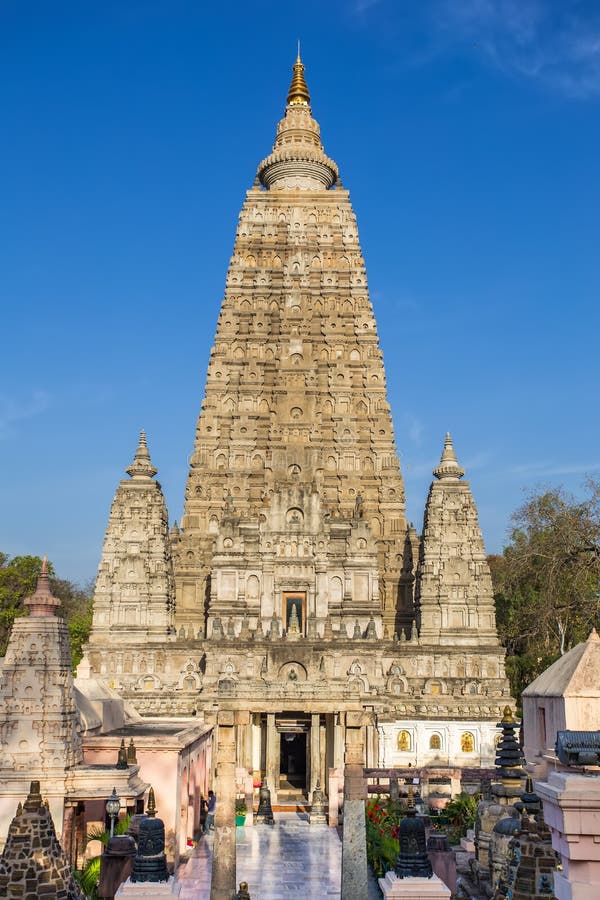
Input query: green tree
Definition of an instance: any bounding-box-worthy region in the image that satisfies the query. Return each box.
[443,792,477,843]
[0,553,93,669]
[490,480,600,701]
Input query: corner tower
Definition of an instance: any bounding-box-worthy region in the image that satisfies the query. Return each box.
[176,54,412,637]
[90,431,175,643]
[415,434,500,647]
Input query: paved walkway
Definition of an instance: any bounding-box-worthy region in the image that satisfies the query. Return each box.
[177,814,381,898]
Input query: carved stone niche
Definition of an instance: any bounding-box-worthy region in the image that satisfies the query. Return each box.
[278,661,308,682]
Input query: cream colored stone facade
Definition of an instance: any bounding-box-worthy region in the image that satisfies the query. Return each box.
[84,56,511,799]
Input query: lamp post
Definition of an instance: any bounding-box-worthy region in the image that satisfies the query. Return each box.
[106,787,121,838]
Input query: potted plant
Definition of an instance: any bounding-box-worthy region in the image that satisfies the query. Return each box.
[235,798,247,826]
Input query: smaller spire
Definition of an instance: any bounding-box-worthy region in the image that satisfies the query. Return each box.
[126,430,158,480]
[589,626,600,643]
[147,786,157,818]
[24,780,43,812]
[433,432,465,481]
[24,555,61,617]
[287,48,311,106]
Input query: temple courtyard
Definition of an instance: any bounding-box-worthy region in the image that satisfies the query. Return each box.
[177,816,381,899]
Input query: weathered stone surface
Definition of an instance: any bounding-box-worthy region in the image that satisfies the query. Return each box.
[341,799,368,899]
[0,783,84,899]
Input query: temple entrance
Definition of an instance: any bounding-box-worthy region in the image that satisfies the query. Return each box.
[279,731,307,791]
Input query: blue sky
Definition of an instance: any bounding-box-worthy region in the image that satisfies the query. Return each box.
[1,0,599,584]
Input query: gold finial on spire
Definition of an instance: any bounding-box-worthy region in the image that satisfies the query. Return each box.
[287,46,310,106]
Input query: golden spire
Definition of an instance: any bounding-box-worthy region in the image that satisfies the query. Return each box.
[287,45,310,106]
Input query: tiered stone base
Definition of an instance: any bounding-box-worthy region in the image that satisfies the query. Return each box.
[116,876,180,897]
[378,872,451,898]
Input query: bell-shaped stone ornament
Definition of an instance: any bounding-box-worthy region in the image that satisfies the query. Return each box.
[254,779,274,825]
[395,789,432,879]
[131,788,169,883]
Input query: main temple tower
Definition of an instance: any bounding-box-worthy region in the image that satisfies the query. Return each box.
[86,56,511,802]
[175,53,412,639]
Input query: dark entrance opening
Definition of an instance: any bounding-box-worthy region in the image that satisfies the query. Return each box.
[279,731,306,791]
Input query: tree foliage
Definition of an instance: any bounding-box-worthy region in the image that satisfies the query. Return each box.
[0,553,93,669]
[491,479,600,701]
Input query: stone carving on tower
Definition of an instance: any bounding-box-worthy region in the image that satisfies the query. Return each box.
[175,51,411,637]
[90,431,175,643]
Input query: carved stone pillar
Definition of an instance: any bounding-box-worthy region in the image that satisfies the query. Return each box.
[334,712,345,771]
[320,722,327,789]
[210,716,236,900]
[265,713,279,803]
[341,716,368,900]
[365,723,376,767]
[310,713,320,795]
[242,721,253,772]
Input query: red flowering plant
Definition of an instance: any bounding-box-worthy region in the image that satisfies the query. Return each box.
[365,796,403,877]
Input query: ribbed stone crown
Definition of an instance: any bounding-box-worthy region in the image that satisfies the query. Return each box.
[258,54,338,190]
[24,556,60,617]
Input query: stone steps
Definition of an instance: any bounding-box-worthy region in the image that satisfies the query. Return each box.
[272,804,311,814]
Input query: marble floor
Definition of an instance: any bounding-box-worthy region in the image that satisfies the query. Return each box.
[236,814,342,898]
[177,814,381,898]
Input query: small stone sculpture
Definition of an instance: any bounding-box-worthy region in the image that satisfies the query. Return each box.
[254,779,274,825]
[116,738,128,769]
[126,738,137,765]
[309,780,328,824]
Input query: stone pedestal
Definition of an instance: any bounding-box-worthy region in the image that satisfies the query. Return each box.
[99,834,137,898]
[459,828,475,853]
[427,834,457,894]
[378,872,451,899]
[116,877,180,896]
[536,770,600,900]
